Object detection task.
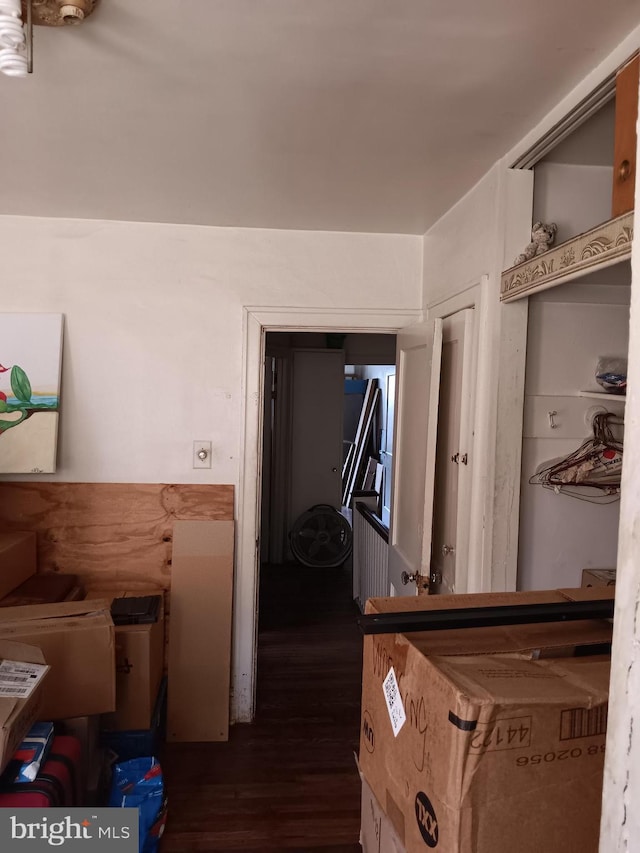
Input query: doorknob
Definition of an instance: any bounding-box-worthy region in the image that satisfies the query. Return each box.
[401,571,418,585]
[430,571,442,586]
[441,545,455,556]
[332,467,338,472]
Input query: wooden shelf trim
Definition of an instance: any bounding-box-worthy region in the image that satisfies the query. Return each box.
[501,211,633,302]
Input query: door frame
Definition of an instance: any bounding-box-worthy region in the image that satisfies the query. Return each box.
[235,306,422,722]
[425,277,489,594]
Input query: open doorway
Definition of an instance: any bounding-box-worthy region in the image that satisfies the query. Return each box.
[235,306,421,725]
[259,331,396,569]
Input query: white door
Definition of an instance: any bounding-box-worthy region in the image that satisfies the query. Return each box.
[388,308,475,597]
[388,319,442,596]
[429,309,475,595]
[289,349,344,531]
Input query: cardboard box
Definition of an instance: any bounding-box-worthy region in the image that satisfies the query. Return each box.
[0,640,49,775]
[359,588,613,853]
[0,600,115,720]
[0,572,81,607]
[582,568,616,587]
[94,591,165,732]
[0,532,36,600]
[359,762,406,853]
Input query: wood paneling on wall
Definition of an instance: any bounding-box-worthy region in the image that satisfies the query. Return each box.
[0,483,234,590]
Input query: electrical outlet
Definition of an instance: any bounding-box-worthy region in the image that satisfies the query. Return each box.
[193,440,212,469]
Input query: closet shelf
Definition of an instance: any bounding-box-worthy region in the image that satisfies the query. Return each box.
[578,390,626,402]
[501,211,634,302]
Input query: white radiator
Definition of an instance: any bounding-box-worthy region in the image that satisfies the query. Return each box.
[353,501,389,610]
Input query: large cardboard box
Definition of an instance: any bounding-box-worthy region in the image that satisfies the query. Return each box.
[87,589,165,732]
[0,640,49,775]
[0,600,115,720]
[0,532,36,600]
[359,588,614,853]
[582,568,616,587]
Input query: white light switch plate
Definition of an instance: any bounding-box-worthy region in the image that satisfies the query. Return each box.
[193,440,212,468]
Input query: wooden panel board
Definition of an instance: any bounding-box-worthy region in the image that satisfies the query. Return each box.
[612,54,639,218]
[0,482,233,591]
[167,520,234,742]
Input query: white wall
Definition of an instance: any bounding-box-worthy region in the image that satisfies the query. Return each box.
[0,217,422,487]
[518,294,628,590]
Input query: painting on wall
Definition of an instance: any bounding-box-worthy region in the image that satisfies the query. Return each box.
[0,314,64,474]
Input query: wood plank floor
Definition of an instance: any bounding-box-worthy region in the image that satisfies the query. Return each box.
[160,562,364,852]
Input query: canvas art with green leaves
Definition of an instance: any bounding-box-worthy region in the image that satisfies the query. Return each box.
[0,314,64,474]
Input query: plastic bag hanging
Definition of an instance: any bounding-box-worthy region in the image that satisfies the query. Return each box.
[529,412,623,503]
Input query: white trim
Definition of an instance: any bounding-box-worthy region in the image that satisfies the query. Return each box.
[244,306,422,331]
[425,281,485,594]
[454,307,476,595]
[416,317,442,586]
[465,275,498,593]
[234,305,422,723]
[501,212,634,302]
[510,78,615,170]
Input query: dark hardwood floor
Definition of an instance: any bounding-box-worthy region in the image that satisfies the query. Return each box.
[160,562,364,852]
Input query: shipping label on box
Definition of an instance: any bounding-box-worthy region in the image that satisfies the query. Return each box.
[359,589,612,853]
[0,640,49,776]
[0,658,48,699]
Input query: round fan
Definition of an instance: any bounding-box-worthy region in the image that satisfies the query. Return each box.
[289,504,352,568]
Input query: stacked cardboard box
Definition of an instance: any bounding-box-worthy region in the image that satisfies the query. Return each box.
[85,586,165,733]
[0,599,116,720]
[0,533,116,721]
[582,568,616,587]
[358,587,614,853]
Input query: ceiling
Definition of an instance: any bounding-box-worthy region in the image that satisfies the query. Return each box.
[2,0,639,235]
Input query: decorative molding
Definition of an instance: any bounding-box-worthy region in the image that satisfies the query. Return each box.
[501,211,634,302]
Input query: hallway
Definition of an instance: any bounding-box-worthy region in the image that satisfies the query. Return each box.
[161,562,364,852]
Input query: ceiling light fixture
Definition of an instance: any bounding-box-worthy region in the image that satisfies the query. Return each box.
[0,0,98,78]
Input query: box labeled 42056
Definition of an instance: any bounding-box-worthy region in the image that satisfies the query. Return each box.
[359,587,613,853]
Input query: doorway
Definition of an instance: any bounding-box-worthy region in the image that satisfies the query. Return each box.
[259,331,396,568]
[235,307,421,723]
[255,330,396,729]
